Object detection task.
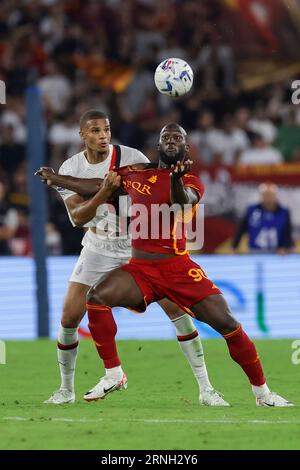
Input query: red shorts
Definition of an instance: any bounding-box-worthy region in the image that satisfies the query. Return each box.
[120,254,221,315]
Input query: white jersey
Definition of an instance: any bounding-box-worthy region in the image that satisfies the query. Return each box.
[57,144,149,258]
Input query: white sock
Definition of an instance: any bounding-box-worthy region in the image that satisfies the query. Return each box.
[252,383,270,398]
[105,366,123,381]
[172,314,212,393]
[57,326,79,392]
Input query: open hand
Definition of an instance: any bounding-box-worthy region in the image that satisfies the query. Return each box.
[170,160,192,178]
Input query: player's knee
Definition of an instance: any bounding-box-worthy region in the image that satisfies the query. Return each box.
[87,286,100,305]
[61,311,81,328]
[159,299,183,320]
[219,316,240,336]
[210,304,239,335]
[87,285,112,306]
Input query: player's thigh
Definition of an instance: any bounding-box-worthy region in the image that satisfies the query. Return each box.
[87,268,145,308]
[190,294,239,335]
[61,282,90,328]
[158,298,186,320]
[70,247,128,286]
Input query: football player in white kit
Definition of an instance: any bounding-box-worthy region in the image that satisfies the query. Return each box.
[40,110,229,406]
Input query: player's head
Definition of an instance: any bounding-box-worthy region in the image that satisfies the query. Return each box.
[158,123,189,165]
[79,109,111,154]
[259,181,278,210]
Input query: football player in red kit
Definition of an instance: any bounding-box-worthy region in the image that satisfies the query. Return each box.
[37,123,293,407]
[85,123,292,407]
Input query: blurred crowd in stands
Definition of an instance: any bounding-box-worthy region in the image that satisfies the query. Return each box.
[0,0,300,255]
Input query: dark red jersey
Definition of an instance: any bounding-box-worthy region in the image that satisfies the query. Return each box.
[117,165,204,255]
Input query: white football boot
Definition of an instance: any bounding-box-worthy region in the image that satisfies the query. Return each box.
[256,392,294,407]
[44,389,75,405]
[84,372,128,402]
[200,388,230,406]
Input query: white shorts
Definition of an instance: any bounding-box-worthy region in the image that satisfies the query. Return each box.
[69,246,130,287]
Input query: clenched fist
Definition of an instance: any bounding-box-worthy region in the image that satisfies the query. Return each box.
[102,171,121,195]
[34,167,56,186]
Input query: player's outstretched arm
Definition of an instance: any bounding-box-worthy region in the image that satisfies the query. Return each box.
[170,160,199,206]
[35,167,102,197]
[65,172,122,226]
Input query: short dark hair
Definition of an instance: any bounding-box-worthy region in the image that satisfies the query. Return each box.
[79,110,109,130]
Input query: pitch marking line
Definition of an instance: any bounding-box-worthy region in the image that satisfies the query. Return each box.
[2,417,300,425]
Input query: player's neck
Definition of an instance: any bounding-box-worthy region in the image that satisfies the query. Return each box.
[158,154,185,168]
[158,160,170,169]
[84,147,109,164]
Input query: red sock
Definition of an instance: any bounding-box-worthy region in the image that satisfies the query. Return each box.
[87,303,121,369]
[223,325,266,386]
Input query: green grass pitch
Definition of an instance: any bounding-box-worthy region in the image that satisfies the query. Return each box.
[0,339,299,450]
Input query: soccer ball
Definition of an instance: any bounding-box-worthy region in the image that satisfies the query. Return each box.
[154,58,193,97]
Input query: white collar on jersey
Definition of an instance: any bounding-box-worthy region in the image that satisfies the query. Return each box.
[83,144,113,167]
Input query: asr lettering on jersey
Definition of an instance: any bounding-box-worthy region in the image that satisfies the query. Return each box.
[122,179,152,195]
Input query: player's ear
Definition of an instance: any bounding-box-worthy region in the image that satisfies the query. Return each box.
[79,130,85,141]
[185,143,190,154]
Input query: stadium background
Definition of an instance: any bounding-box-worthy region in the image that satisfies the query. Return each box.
[1,0,300,452]
[1,0,300,340]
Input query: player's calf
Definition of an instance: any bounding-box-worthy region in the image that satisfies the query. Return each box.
[44,324,79,404]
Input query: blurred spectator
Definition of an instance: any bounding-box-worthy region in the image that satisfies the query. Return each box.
[122,58,155,120]
[195,113,249,166]
[232,182,293,254]
[192,32,235,95]
[5,161,31,256]
[219,114,249,165]
[9,207,31,256]
[0,98,26,143]
[0,0,300,254]
[38,60,72,114]
[189,110,221,165]
[247,104,277,144]
[235,107,251,132]
[8,162,29,209]
[48,112,82,168]
[239,132,283,166]
[39,3,68,53]
[0,180,18,255]
[0,124,25,173]
[46,222,62,255]
[189,109,249,165]
[49,191,83,255]
[157,34,185,63]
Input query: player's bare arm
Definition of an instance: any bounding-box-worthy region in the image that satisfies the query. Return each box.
[170,160,199,206]
[35,164,147,197]
[35,167,103,197]
[64,171,121,226]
